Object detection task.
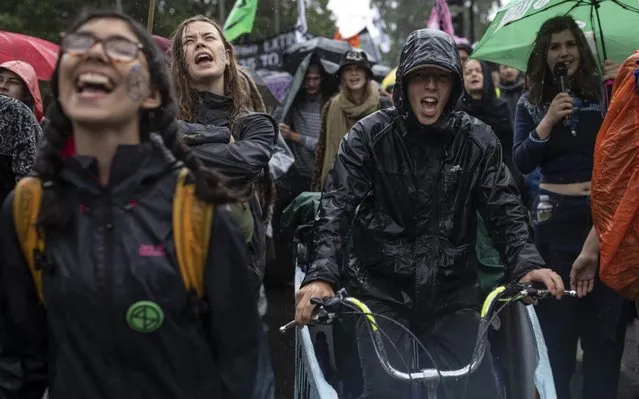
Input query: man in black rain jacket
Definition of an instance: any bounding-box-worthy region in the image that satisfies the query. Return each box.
[295,29,565,398]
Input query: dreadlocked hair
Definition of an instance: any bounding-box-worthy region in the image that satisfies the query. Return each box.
[34,9,235,230]
[237,67,275,222]
[527,15,600,105]
[169,15,249,124]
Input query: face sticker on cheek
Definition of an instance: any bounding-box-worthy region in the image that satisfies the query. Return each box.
[126,64,149,102]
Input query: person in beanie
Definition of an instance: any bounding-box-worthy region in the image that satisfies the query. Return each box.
[311,48,391,191]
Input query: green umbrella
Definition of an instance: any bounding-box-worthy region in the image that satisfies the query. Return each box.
[472,0,639,72]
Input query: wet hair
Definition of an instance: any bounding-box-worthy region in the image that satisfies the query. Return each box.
[169,15,248,124]
[526,15,599,104]
[35,9,234,230]
[237,68,275,222]
[238,68,266,113]
[307,64,321,75]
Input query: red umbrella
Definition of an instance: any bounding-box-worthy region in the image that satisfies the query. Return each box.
[0,31,59,81]
[152,35,171,55]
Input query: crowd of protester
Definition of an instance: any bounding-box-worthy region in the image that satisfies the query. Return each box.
[0,7,637,399]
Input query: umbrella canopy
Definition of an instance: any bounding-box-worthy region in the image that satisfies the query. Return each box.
[472,0,639,72]
[152,35,171,54]
[282,37,352,76]
[381,67,397,91]
[245,68,282,114]
[0,31,59,81]
[256,69,293,104]
[371,64,391,83]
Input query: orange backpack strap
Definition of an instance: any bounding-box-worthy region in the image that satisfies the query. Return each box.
[173,168,215,298]
[12,177,46,303]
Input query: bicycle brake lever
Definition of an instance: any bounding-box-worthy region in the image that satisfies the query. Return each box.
[279,290,349,334]
[309,307,336,325]
[310,294,343,311]
[279,320,297,334]
[524,287,578,299]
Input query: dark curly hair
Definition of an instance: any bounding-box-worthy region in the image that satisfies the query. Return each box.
[34,9,235,230]
[526,15,600,104]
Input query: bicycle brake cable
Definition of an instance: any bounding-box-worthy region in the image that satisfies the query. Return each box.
[460,295,520,399]
[339,303,450,398]
[337,310,415,388]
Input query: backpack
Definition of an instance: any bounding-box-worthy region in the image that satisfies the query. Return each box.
[13,167,213,303]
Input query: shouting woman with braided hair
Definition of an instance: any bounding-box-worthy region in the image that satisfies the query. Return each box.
[0,9,270,399]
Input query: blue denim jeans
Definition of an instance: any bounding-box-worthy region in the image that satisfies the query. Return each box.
[523,169,541,209]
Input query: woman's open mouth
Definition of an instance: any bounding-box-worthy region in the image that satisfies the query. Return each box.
[194,52,214,67]
[75,72,115,99]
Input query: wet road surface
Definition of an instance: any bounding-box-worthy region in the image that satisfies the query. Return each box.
[264,284,296,399]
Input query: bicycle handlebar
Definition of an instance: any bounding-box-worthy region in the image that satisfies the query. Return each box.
[281,284,576,385]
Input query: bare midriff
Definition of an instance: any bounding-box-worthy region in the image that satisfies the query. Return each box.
[539,181,591,196]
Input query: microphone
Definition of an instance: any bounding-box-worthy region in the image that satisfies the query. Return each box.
[554,62,575,133]
[554,62,569,93]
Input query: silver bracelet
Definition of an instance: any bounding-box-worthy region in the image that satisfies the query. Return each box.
[528,131,550,143]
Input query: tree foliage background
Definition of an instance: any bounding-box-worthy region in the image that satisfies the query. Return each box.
[0,0,497,65]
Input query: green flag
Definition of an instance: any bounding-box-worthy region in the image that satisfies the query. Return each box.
[223,0,259,42]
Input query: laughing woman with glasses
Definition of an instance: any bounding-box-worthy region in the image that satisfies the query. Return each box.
[0,10,268,399]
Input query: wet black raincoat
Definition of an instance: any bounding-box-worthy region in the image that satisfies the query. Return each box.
[0,139,267,399]
[302,29,545,312]
[177,92,278,297]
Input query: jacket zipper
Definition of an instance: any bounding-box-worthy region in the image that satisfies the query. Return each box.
[433,150,446,255]
[425,152,444,311]
[103,191,123,394]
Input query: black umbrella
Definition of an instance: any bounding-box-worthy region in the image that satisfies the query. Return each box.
[372,64,391,83]
[282,37,352,76]
[244,68,281,114]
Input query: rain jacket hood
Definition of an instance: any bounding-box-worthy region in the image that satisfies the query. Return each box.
[303,35,544,312]
[461,60,497,103]
[393,28,464,118]
[0,61,44,122]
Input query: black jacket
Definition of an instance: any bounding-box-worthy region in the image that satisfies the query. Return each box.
[457,60,518,182]
[177,92,277,295]
[181,92,278,192]
[0,95,40,204]
[0,140,266,399]
[498,77,525,124]
[302,29,544,313]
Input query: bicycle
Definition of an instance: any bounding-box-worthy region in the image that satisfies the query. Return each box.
[281,283,577,399]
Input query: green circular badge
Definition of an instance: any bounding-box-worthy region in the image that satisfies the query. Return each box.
[126,301,164,333]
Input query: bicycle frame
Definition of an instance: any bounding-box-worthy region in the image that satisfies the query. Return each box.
[282,284,576,398]
[342,288,504,384]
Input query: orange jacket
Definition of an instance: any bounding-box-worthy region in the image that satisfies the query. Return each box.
[592,50,639,299]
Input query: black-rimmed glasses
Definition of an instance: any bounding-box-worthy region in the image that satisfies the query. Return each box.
[60,32,144,62]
